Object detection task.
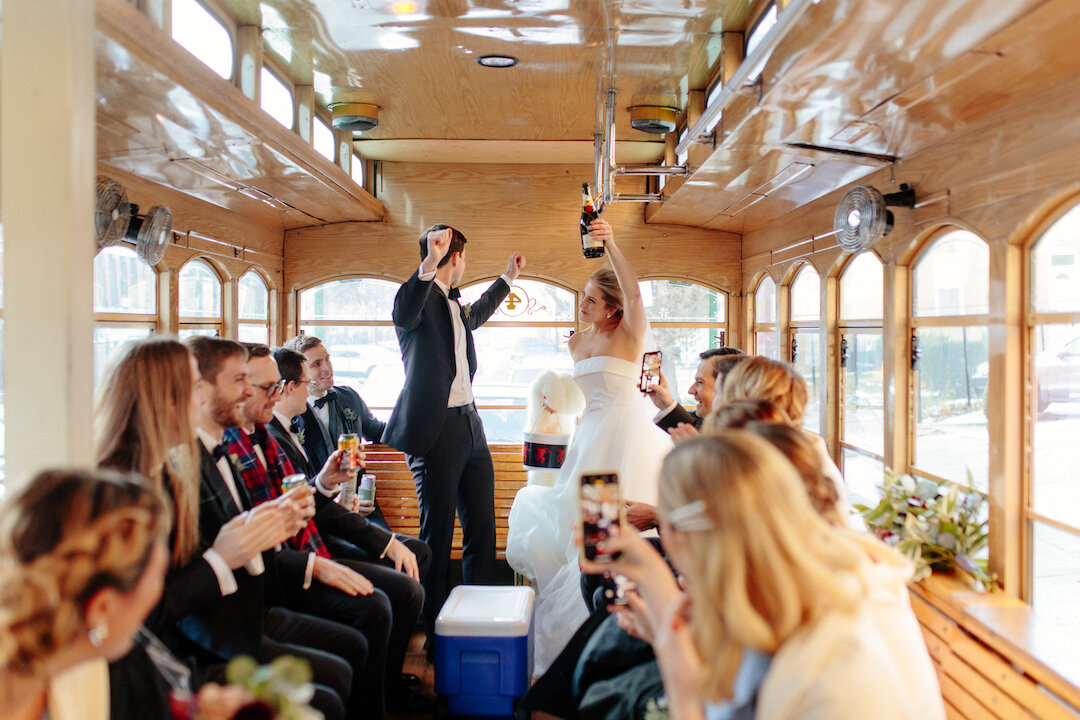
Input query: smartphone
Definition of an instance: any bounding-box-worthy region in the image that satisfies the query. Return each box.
[640,350,662,392]
[601,573,635,605]
[579,471,622,563]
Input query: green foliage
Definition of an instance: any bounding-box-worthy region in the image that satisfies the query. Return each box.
[855,469,998,591]
[224,655,321,720]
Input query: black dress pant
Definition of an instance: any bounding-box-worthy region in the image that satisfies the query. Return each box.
[406,408,497,637]
[262,606,366,720]
[280,559,398,720]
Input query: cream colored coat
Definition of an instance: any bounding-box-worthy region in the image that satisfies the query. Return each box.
[757,542,945,720]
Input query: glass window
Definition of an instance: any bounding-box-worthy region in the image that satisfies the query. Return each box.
[840,252,884,321]
[314,117,335,162]
[299,278,403,423]
[351,153,365,188]
[754,275,777,359]
[261,66,294,130]
[171,0,233,80]
[459,279,578,442]
[93,246,158,385]
[744,2,778,82]
[637,280,728,407]
[704,76,723,134]
[789,266,821,432]
[179,259,223,336]
[1027,202,1080,621]
[911,230,989,491]
[239,271,270,345]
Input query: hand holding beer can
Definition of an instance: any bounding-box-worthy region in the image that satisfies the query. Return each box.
[338,433,361,472]
[281,473,307,493]
[339,475,358,506]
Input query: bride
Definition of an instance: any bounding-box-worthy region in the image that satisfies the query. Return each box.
[506,218,672,675]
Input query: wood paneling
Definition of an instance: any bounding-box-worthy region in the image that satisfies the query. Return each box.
[285,163,741,294]
[353,139,664,165]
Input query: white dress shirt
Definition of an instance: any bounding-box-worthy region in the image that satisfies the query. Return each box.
[419,267,512,408]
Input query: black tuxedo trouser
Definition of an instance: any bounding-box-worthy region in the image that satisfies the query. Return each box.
[261,606,366,720]
[279,560,395,720]
[406,410,497,638]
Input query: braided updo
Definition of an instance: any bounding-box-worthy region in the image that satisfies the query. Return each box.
[0,469,169,673]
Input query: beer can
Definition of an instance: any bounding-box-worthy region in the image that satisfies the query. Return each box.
[339,475,358,506]
[281,473,307,493]
[338,433,361,471]
[357,473,376,502]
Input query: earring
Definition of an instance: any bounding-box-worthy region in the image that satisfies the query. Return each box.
[606,313,612,318]
[88,622,108,648]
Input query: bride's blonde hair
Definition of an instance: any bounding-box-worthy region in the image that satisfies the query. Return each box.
[658,433,866,700]
[588,268,623,319]
[0,469,169,673]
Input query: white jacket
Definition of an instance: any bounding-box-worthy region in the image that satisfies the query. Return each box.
[757,545,945,720]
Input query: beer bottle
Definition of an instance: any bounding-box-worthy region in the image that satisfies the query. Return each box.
[580,183,604,259]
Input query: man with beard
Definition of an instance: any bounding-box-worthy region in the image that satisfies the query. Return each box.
[185,336,368,720]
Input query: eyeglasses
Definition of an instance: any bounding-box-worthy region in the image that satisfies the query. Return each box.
[255,379,287,398]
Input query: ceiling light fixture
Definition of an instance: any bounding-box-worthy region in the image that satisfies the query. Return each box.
[476,54,519,68]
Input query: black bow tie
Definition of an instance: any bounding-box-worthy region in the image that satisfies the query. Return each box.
[211,441,229,461]
[290,416,305,435]
[448,287,461,301]
[313,391,337,410]
[248,425,267,449]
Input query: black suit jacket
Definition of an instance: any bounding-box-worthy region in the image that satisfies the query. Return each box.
[178,444,271,660]
[268,416,394,558]
[655,404,703,432]
[383,271,510,455]
[301,386,386,470]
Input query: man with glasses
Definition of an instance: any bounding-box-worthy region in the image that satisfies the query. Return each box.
[284,334,392,529]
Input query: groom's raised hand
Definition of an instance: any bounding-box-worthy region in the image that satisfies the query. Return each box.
[505,252,526,281]
[420,228,453,274]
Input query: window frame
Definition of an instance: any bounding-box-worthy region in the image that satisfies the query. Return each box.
[238,269,272,344]
[169,0,236,82]
[786,262,823,432]
[908,226,991,491]
[1022,197,1080,605]
[178,257,224,337]
[751,272,777,358]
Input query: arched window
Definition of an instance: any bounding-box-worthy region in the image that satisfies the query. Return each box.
[910,229,989,491]
[261,66,294,130]
[299,278,402,421]
[753,275,777,358]
[238,271,270,344]
[351,153,365,188]
[171,0,233,80]
[93,246,158,384]
[1026,202,1080,622]
[459,278,578,441]
[178,259,223,338]
[639,279,728,409]
[789,265,822,433]
[838,252,885,504]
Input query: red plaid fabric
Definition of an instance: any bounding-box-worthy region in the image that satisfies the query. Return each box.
[225,425,330,558]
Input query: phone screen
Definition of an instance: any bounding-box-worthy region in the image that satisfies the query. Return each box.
[640,350,662,392]
[580,472,621,563]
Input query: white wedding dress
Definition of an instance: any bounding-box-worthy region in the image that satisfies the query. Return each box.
[506,355,673,676]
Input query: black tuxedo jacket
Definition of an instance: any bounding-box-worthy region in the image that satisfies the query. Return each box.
[300,385,386,470]
[268,416,394,558]
[383,270,510,455]
[655,404,704,433]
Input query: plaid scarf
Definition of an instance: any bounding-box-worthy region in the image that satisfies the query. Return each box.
[225,425,329,558]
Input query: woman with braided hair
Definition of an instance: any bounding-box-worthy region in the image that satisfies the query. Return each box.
[0,469,170,720]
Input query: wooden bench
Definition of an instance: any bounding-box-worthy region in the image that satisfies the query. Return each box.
[910,577,1080,720]
[365,443,527,560]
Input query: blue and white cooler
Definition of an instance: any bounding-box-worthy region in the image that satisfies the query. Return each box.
[434,585,535,717]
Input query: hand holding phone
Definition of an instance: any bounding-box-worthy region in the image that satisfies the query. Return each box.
[640,351,662,393]
[579,471,622,563]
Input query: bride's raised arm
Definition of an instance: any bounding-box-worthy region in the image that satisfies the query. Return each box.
[590,218,648,343]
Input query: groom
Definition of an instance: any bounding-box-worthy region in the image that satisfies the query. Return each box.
[384,224,525,638]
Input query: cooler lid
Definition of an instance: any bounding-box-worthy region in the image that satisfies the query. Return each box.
[435,585,535,637]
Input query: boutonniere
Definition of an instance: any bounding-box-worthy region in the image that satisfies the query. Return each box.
[296,429,306,445]
[228,453,247,476]
[342,407,357,423]
[463,303,473,320]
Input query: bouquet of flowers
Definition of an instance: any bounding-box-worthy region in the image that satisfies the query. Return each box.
[222,655,321,720]
[855,469,998,591]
